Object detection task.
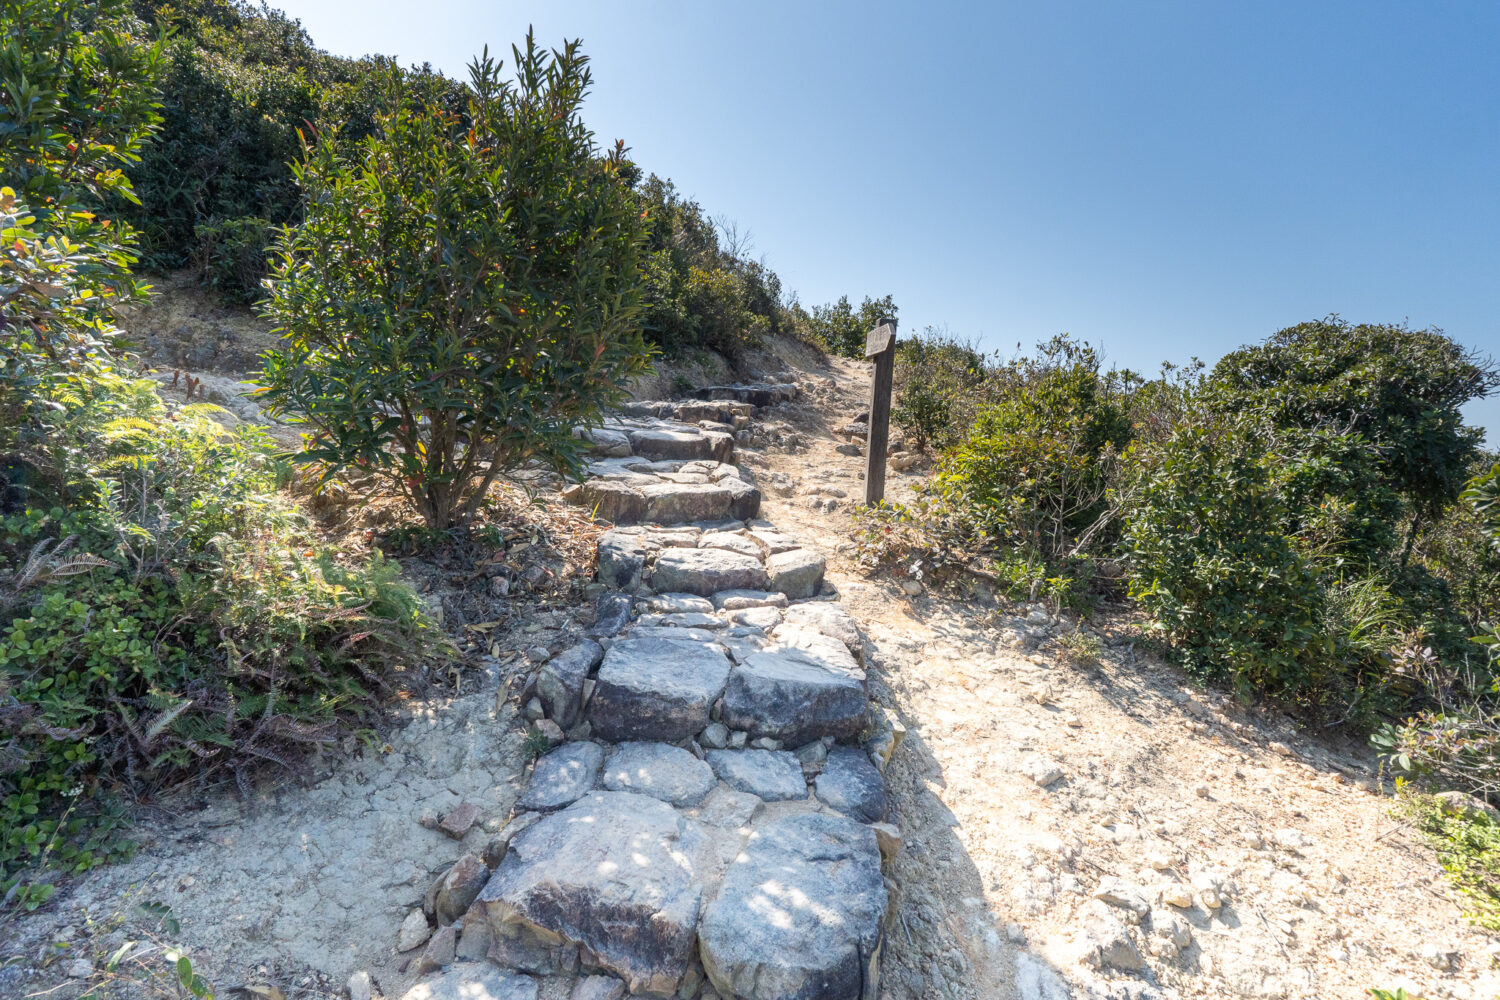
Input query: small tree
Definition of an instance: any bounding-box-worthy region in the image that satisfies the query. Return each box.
[1209,317,1500,555]
[260,35,652,530]
[0,0,164,455]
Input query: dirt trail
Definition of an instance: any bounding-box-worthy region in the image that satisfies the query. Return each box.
[745,355,1500,1000]
[3,304,1495,1000]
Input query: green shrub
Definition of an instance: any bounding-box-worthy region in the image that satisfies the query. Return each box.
[1118,409,1441,712]
[1209,316,1500,546]
[1118,415,1335,702]
[892,331,993,453]
[1059,630,1103,666]
[118,0,456,302]
[190,214,272,301]
[260,38,652,530]
[1,373,433,908]
[1458,462,1500,662]
[800,293,899,359]
[853,337,1125,610]
[1398,793,1500,933]
[1,0,164,442]
[933,337,1129,562]
[1,2,431,908]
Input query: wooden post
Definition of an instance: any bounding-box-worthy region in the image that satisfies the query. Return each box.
[863,317,897,505]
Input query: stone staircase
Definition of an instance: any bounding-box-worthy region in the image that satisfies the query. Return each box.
[398,391,901,1000]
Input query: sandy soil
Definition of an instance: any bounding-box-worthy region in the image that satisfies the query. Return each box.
[744,354,1500,1000]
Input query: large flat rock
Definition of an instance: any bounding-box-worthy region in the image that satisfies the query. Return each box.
[705,749,806,802]
[627,426,733,463]
[813,746,886,823]
[698,813,887,1000]
[564,481,646,524]
[598,531,649,590]
[517,742,604,812]
[766,548,826,600]
[652,548,770,597]
[478,792,706,996]
[780,603,861,655]
[720,632,868,746]
[400,964,538,1000]
[641,481,733,524]
[587,637,732,742]
[600,742,716,807]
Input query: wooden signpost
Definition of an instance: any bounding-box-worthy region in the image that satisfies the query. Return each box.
[863,317,897,505]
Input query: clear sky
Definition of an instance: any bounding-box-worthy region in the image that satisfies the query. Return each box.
[275,0,1500,439]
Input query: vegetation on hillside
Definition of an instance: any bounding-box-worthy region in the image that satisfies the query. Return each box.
[118,0,895,358]
[122,0,463,302]
[0,0,431,909]
[860,321,1499,721]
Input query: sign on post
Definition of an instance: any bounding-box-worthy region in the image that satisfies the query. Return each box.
[863,317,897,505]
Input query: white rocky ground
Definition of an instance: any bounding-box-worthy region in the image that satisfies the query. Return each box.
[3,325,1495,1000]
[747,356,1500,1000]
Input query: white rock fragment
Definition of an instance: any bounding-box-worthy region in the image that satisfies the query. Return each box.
[397,908,432,951]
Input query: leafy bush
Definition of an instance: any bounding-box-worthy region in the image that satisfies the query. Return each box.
[1,0,163,437]
[798,293,899,359]
[853,337,1127,611]
[118,0,456,302]
[892,330,993,453]
[1,372,432,908]
[1117,408,1438,711]
[190,214,272,300]
[1399,793,1500,933]
[1459,462,1500,661]
[1117,415,1335,702]
[1,0,431,910]
[1413,464,1500,632]
[932,337,1129,562]
[261,39,652,531]
[1210,317,1500,542]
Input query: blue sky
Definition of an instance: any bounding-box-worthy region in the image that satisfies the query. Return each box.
[276,0,1500,439]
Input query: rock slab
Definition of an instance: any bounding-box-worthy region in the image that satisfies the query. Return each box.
[600,742,716,807]
[698,813,887,1000]
[705,749,807,802]
[814,746,887,823]
[652,548,770,596]
[587,637,732,742]
[479,792,706,996]
[766,549,826,599]
[400,964,538,1000]
[517,742,605,812]
[720,636,868,746]
[535,641,603,728]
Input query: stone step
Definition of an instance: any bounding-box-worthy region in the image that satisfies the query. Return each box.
[476,791,706,995]
[720,627,869,746]
[595,526,825,599]
[586,636,732,742]
[565,458,760,526]
[691,383,799,407]
[468,772,887,1000]
[698,813,886,1000]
